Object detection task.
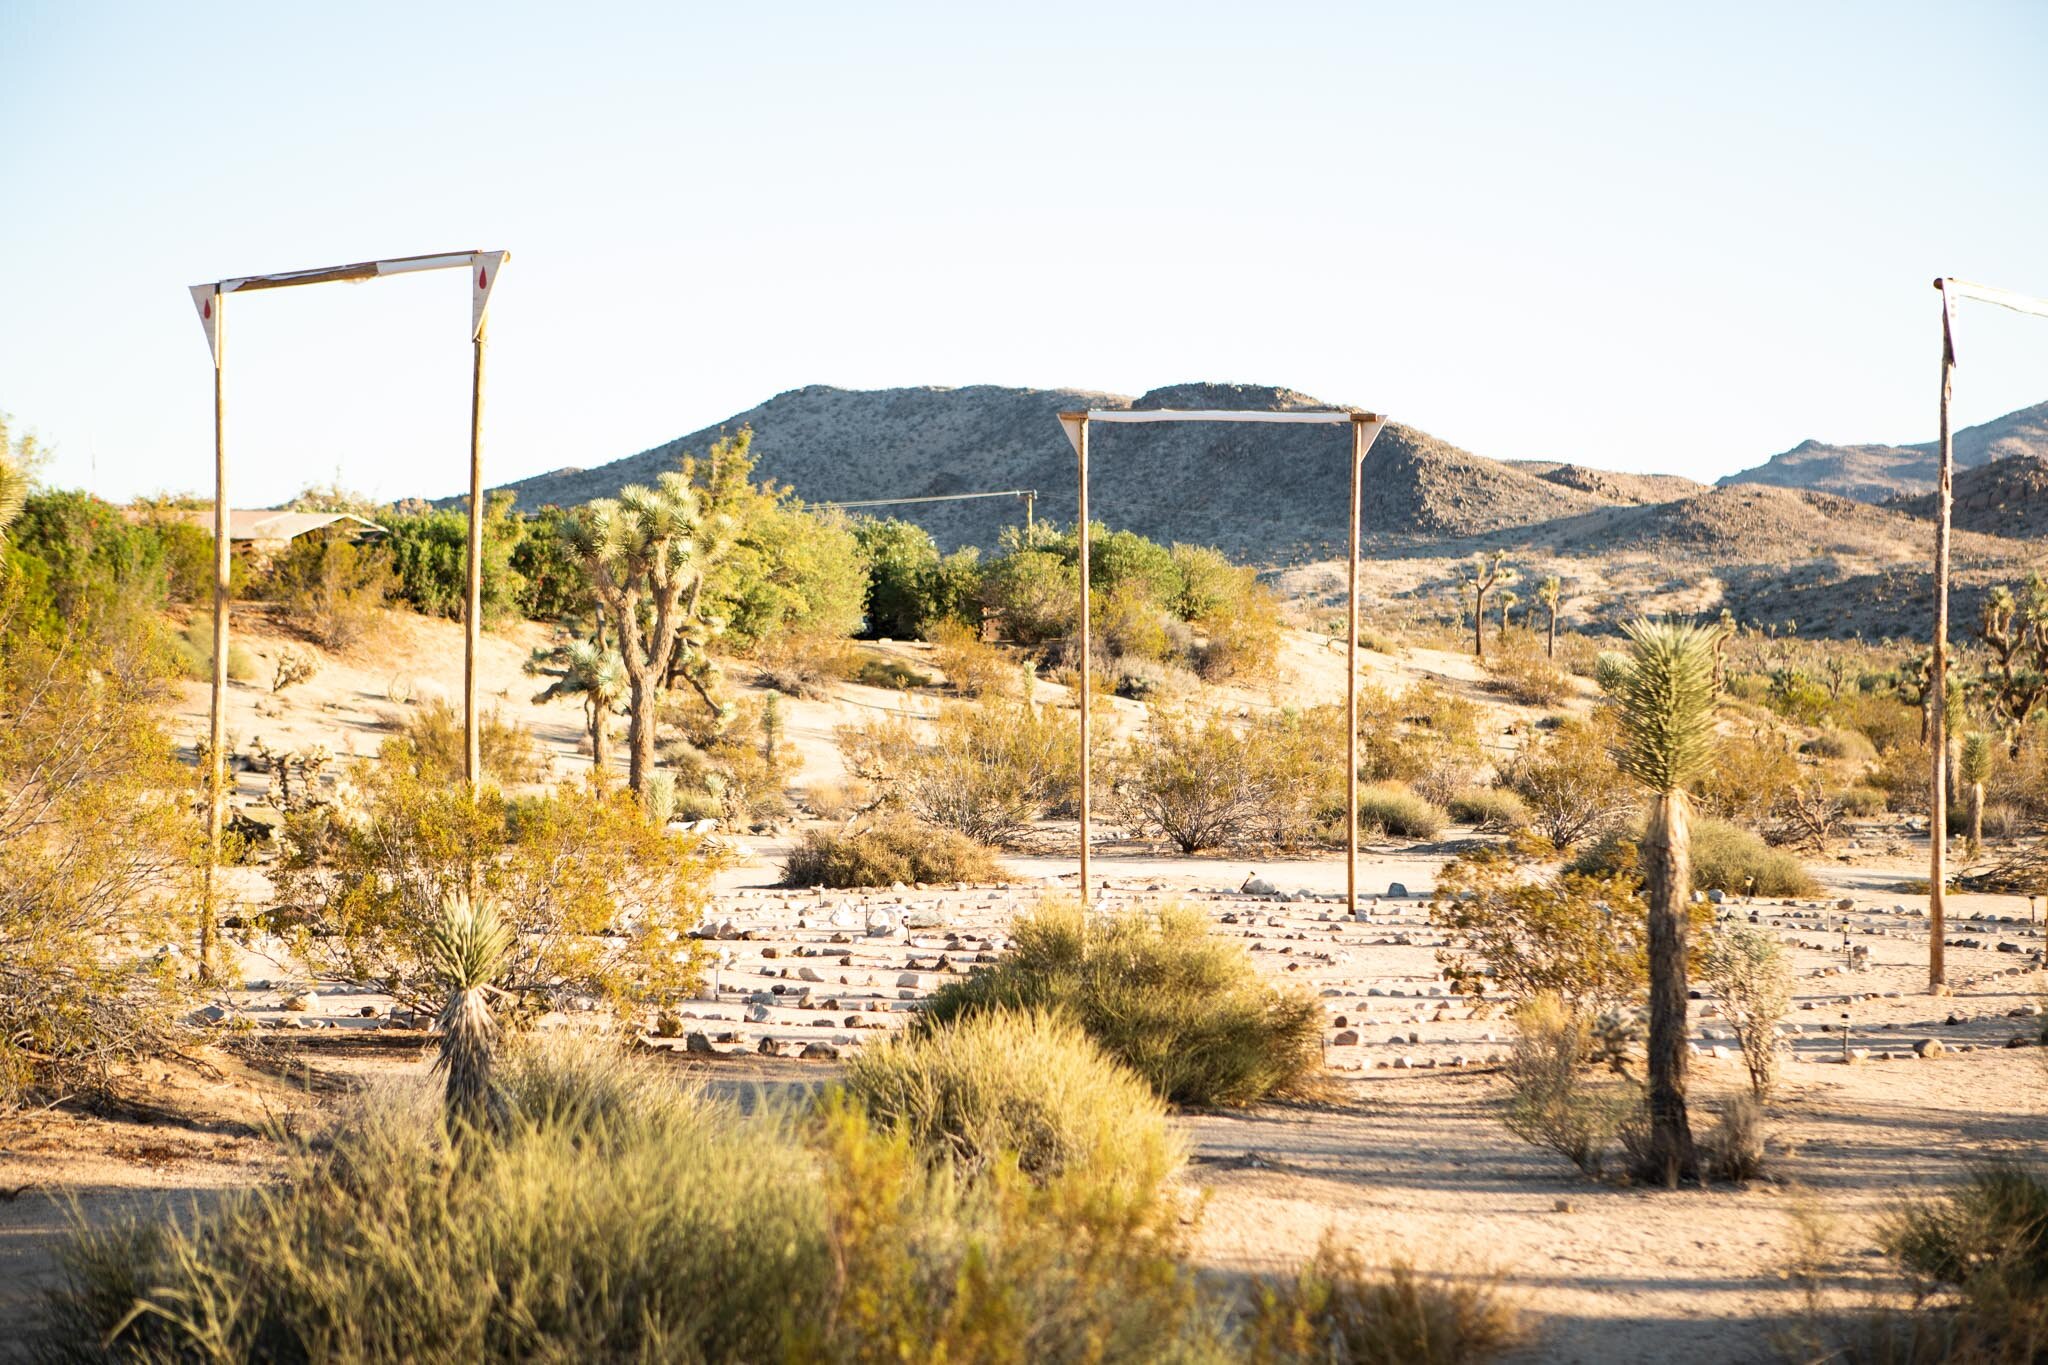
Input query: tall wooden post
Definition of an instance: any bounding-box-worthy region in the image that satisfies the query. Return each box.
[464,316,487,788]
[1928,278,1954,991]
[1347,416,1365,919]
[202,289,227,983]
[1076,417,1092,910]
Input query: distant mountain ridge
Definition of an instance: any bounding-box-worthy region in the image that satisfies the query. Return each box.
[1717,399,2048,502]
[466,381,1707,562]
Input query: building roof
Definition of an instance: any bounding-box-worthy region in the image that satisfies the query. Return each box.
[156,509,388,542]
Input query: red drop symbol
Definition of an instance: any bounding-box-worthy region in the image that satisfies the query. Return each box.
[202,298,211,319]
[478,268,488,288]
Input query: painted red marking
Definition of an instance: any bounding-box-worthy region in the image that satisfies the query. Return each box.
[478,268,488,288]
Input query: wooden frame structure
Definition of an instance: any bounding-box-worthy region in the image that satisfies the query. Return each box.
[1055,408,1388,914]
[187,249,508,975]
[1926,275,2048,990]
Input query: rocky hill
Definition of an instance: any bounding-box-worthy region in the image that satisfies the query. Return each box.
[1890,452,2048,538]
[1718,399,2048,502]
[470,382,1644,562]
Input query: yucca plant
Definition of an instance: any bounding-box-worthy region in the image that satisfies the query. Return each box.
[1602,618,1721,1187]
[1960,731,1993,856]
[428,892,514,1139]
[0,455,26,539]
[530,637,627,775]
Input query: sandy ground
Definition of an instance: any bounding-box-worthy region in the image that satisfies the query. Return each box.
[5,611,2043,1359]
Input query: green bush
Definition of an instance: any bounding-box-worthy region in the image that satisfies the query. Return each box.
[921,900,1322,1107]
[840,701,1080,845]
[264,533,391,649]
[382,495,524,623]
[1357,781,1446,840]
[391,697,549,787]
[781,818,1000,888]
[1835,785,1887,818]
[852,517,979,640]
[41,1040,1221,1363]
[1446,788,1530,832]
[1570,817,1820,898]
[170,615,257,683]
[1246,1236,1524,1365]
[844,1009,1180,1196]
[857,658,933,690]
[1881,1161,2048,1356]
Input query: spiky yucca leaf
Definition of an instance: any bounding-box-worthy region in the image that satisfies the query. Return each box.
[430,893,514,1137]
[1605,619,1720,794]
[1960,731,1994,787]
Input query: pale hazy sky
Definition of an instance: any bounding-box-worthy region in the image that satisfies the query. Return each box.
[4,1,2044,506]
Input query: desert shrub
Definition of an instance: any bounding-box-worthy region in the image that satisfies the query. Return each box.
[1692,726,1803,827]
[854,517,981,640]
[1357,781,1446,840]
[1094,580,1173,663]
[858,657,933,690]
[1867,737,1934,814]
[921,900,1322,1107]
[264,532,392,649]
[6,490,204,629]
[1500,993,1637,1176]
[43,1041,1220,1363]
[1697,1094,1767,1183]
[1498,716,1631,850]
[382,494,524,623]
[270,644,317,693]
[1190,576,1283,682]
[1699,928,1793,1098]
[1836,785,1888,818]
[841,700,1080,844]
[929,617,1017,698]
[1245,1234,1524,1365]
[1116,708,1272,852]
[1556,630,1603,678]
[270,761,710,1010]
[390,697,549,787]
[751,628,856,699]
[1571,817,1820,898]
[1483,634,1572,706]
[169,614,257,683]
[1806,726,1879,763]
[670,693,797,829]
[843,1009,1179,1196]
[801,779,871,823]
[504,504,589,620]
[1430,847,1652,1016]
[780,817,999,888]
[689,437,867,651]
[1880,1160,2048,1357]
[1447,788,1530,832]
[979,547,1078,646]
[0,594,197,1108]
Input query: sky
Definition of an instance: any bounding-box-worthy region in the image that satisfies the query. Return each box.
[3,1,2045,507]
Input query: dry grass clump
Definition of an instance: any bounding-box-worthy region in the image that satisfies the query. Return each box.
[1446,788,1530,832]
[781,817,999,887]
[388,697,549,786]
[1357,781,1447,840]
[1246,1235,1524,1365]
[845,1009,1181,1196]
[1482,634,1573,706]
[921,899,1322,1107]
[41,1039,1228,1363]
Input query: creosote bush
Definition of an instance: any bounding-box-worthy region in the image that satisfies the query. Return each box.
[1500,992,1636,1177]
[1357,781,1446,840]
[844,1009,1180,1196]
[1879,1160,2048,1358]
[921,899,1322,1107]
[841,700,1079,845]
[1698,927,1793,1098]
[390,697,550,787]
[1447,788,1530,832]
[1430,847,1654,1017]
[1571,817,1820,898]
[780,817,1000,888]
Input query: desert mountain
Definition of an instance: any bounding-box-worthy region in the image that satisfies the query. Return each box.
[1719,399,2048,502]
[1891,452,2048,538]
[469,383,1686,563]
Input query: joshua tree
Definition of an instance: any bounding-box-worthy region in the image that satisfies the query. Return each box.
[1460,552,1513,660]
[530,638,627,776]
[1602,618,1720,1187]
[1498,589,1520,635]
[1975,578,2048,756]
[428,892,513,1139]
[1960,731,1992,856]
[569,473,732,795]
[1537,576,1563,658]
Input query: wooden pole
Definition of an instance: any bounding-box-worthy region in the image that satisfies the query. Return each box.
[464,316,487,789]
[1347,416,1364,920]
[202,289,227,984]
[1077,417,1091,911]
[1929,279,1954,991]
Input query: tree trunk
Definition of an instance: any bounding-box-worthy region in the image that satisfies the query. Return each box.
[1473,590,1487,660]
[1642,788,1698,1188]
[627,688,657,795]
[590,702,611,778]
[1969,781,1984,853]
